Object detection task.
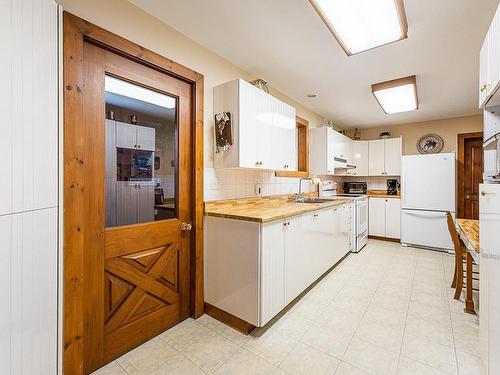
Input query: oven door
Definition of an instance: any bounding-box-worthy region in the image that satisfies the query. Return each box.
[356,198,368,235]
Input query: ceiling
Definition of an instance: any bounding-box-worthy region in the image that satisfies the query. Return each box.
[129,0,498,128]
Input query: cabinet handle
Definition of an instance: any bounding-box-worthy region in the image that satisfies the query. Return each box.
[480,84,488,92]
[138,144,141,149]
[313,213,318,217]
[134,144,137,148]
[481,191,496,196]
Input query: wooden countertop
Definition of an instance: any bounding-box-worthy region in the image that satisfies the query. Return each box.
[204,195,352,223]
[367,190,400,199]
[456,219,480,253]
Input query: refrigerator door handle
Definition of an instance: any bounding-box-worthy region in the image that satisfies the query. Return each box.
[403,211,448,218]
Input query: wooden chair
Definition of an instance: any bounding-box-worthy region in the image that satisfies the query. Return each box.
[446,212,479,305]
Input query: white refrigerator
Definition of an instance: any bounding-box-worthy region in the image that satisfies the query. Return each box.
[401,153,455,251]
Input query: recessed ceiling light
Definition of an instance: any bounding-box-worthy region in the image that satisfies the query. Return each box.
[309,0,408,55]
[371,75,418,114]
[307,94,318,98]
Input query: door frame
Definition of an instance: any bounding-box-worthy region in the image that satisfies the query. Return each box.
[457,131,483,218]
[63,12,204,374]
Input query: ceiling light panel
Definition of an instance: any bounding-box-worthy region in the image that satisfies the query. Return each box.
[372,75,418,114]
[309,0,408,55]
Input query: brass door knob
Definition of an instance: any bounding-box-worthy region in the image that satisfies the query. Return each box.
[465,194,471,200]
[181,222,192,231]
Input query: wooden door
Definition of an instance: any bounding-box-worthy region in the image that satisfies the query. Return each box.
[80,41,193,372]
[458,133,483,219]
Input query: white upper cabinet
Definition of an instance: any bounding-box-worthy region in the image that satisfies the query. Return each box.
[214,79,297,171]
[347,141,369,176]
[479,2,500,108]
[368,137,402,176]
[310,127,354,175]
[115,121,156,151]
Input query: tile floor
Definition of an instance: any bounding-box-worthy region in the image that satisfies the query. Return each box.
[93,240,484,375]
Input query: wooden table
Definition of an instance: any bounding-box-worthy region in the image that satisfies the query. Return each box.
[456,219,479,314]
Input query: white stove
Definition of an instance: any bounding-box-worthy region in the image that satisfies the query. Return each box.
[318,181,368,253]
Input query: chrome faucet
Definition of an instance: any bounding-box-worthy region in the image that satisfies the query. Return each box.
[295,177,313,202]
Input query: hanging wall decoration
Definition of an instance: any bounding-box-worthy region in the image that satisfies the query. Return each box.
[215,111,233,153]
[417,133,444,154]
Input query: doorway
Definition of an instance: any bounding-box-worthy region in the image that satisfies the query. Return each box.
[457,132,483,219]
[63,13,204,374]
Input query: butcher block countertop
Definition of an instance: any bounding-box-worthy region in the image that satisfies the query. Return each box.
[204,195,352,223]
[367,190,400,199]
[456,219,480,253]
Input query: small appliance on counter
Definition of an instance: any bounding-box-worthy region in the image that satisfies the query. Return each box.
[318,180,338,197]
[343,181,367,195]
[387,179,399,195]
[155,188,164,205]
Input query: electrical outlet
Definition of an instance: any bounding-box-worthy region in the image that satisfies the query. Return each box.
[255,183,262,196]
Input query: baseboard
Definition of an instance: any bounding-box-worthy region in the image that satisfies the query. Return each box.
[368,235,400,243]
[204,303,256,335]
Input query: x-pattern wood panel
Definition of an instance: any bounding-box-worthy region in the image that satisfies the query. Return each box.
[104,244,179,334]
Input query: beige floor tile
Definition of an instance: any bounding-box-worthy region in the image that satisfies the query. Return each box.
[159,318,211,351]
[342,338,399,375]
[405,315,454,348]
[181,330,238,373]
[271,310,314,340]
[364,304,407,331]
[116,337,178,375]
[213,323,252,347]
[317,305,364,336]
[196,314,222,329]
[371,293,409,314]
[300,321,353,359]
[401,334,457,374]
[243,328,298,366]
[407,301,451,325]
[456,351,485,375]
[214,348,277,375]
[289,298,323,320]
[279,342,340,375]
[354,317,404,353]
[397,357,449,375]
[334,361,369,375]
[147,353,206,375]
[91,361,127,375]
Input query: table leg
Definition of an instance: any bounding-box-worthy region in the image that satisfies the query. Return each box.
[464,252,476,315]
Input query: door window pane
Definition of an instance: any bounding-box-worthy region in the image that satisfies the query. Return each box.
[104,75,177,228]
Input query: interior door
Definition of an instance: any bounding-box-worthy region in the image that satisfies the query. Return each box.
[463,137,483,219]
[82,42,193,372]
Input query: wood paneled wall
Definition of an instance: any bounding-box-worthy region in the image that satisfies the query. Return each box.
[0,0,59,374]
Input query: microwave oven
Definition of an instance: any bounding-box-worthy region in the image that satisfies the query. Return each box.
[484,135,500,182]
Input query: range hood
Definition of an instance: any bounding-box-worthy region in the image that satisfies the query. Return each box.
[333,157,356,170]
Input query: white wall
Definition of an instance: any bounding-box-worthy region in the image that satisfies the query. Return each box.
[0,0,59,373]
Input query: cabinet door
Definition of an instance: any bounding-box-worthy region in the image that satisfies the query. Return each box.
[385,198,401,239]
[271,98,297,171]
[284,216,307,304]
[384,138,402,176]
[116,122,137,149]
[480,36,489,107]
[136,125,156,151]
[349,141,369,176]
[261,220,286,325]
[137,183,155,223]
[488,8,500,100]
[368,198,386,236]
[116,181,138,226]
[238,80,264,169]
[368,140,385,176]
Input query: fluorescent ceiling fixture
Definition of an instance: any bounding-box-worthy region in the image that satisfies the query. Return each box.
[105,75,175,109]
[309,0,408,55]
[372,75,418,114]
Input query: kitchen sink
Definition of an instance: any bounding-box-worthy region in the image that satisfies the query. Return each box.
[293,198,332,203]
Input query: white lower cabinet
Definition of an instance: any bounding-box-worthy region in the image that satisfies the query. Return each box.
[368,197,401,239]
[205,204,351,327]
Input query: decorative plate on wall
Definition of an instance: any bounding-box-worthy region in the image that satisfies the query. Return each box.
[417,134,444,154]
